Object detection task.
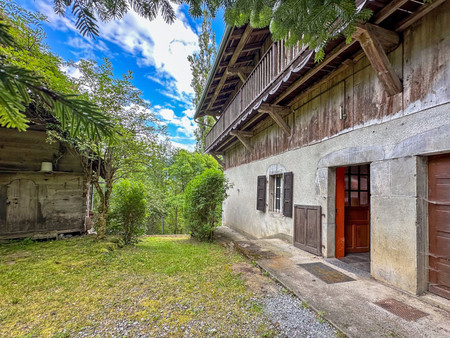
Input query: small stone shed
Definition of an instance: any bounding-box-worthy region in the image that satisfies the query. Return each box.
[0,124,90,240]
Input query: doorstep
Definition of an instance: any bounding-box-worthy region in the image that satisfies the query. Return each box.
[215,226,450,338]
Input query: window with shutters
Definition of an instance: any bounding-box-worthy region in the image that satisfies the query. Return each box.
[256,175,266,211]
[269,174,283,213]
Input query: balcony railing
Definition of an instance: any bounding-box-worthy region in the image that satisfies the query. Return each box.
[205,39,304,150]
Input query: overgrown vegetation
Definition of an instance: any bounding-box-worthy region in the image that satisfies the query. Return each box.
[184,168,231,241]
[108,180,148,245]
[0,236,275,336]
[0,3,230,243]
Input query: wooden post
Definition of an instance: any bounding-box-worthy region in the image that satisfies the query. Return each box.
[258,104,291,136]
[210,152,224,167]
[230,130,253,152]
[355,24,402,97]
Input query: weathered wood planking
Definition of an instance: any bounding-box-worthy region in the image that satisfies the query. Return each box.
[0,127,87,238]
[0,128,83,172]
[225,3,450,169]
[0,173,86,236]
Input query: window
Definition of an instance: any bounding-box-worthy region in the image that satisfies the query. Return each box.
[344,165,370,207]
[270,174,283,213]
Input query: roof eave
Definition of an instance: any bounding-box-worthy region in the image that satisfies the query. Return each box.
[194,25,233,120]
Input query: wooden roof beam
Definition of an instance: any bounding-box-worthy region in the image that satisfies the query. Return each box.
[224,42,264,55]
[259,104,291,136]
[227,65,254,82]
[395,0,446,32]
[207,25,253,111]
[372,0,409,24]
[275,40,358,104]
[230,130,253,152]
[355,24,402,96]
[210,152,224,166]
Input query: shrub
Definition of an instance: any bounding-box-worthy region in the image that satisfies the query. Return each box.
[108,180,147,245]
[183,168,231,241]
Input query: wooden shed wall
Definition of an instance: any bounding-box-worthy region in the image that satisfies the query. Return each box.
[224,3,450,169]
[0,128,87,238]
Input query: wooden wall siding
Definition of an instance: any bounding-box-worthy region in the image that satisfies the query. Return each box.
[0,128,83,173]
[224,4,449,169]
[0,173,86,236]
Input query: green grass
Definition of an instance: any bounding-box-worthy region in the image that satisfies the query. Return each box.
[0,236,273,336]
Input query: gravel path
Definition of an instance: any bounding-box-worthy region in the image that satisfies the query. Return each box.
[261,290,337,338]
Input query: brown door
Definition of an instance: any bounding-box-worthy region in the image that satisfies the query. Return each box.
[344,165,370,253]
[294,205,321,255]
[6,179,38,234]
[428,154,450,300]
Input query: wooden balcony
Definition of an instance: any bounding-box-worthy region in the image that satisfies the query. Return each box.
[205,40,306,151]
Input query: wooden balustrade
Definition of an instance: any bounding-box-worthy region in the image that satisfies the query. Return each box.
[205,40,303,149]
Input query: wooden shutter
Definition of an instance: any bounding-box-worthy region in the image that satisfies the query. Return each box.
[256,175,266,211]
[294,205,322,256]
[283,172,293,217]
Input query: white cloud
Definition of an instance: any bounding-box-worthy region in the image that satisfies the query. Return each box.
[36,2,77,32]
[60,64,82,79]
[171,141,195,151]
[156,107,196,138]
[66,37,110,59]
[98,6,198,98]
[36,1,198,101]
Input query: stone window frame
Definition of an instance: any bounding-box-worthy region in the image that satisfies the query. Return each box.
[266,164,287,216]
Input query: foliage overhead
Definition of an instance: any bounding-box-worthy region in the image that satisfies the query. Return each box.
[224,0,373,61]
[0,3,114,138]
[52,0,214,38]
[51,0,373,61]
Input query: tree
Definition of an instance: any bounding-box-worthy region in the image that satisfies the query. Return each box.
[166,149,218,234]
[184,168,230,241]
[69,58,160,239]
[108,179,148,245]
[223,0,373,61]
[188,12,216,152]
[0,3,114,138]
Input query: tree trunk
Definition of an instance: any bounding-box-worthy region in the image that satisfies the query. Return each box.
[93,167,114,240]
[174,207,178,234]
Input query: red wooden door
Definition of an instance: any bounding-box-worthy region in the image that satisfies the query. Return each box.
[344,165,370,253]
[428,154,450,300]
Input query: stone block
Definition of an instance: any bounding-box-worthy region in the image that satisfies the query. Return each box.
[370,160,390,196]
[390,157,417,196]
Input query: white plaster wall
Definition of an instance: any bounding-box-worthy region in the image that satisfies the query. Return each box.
[223,103,450,294]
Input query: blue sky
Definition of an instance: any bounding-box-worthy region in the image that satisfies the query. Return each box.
[16,1,225,150]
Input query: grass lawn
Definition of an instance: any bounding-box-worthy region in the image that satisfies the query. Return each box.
[0,236,275,337]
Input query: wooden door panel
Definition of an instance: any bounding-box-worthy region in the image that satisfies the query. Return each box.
[294,205,321,256]
[428,154,450,300]
[344,165,370,254]
[6,179,38,234]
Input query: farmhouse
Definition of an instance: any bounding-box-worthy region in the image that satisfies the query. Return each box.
[195,0,450,299]
[0,116,91,240]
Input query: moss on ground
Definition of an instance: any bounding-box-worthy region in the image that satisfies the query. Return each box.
[0,236,274,336]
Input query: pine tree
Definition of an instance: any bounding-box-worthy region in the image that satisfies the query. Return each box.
[0,4,114,138]
[188,13,216,152]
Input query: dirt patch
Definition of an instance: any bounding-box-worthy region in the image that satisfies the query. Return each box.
[234,241,276,260]
[2,251,31,265]
[230,262,278,296]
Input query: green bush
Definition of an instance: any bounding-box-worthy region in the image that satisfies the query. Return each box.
[108,180,148,245]
[183,168,231,241]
